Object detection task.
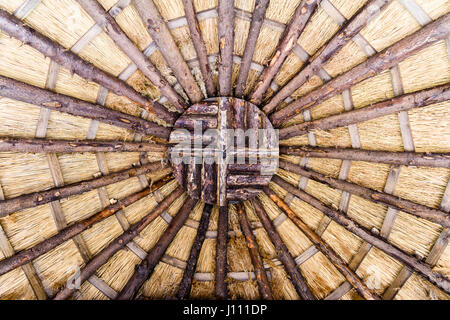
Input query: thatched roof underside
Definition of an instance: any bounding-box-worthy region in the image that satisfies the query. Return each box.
[0,0,449,300]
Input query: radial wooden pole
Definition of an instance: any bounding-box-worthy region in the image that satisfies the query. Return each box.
[280,146,450,168]
[264,0,392,114]
[53,186,184,300]
[278,160,450,228]
[177,203,213,299]
[270,13,450,125]
[0,76,170,139]
[0,137,167,153]
[252,198,316,300]
[0,9,175,123]
[264,187,380,300]
[182,0,216,97]
[272,176,450,294]
[75,0,187,113]
[217,0,234,96]
[249,0,318,105]
[132,0,203,103]
[237,203,273,300]
[117,197,197,300]
[0,162,169,217]
[0,180,172,276]
[234,0,270,98]
[279,84,450,139]
[215,204,229,299]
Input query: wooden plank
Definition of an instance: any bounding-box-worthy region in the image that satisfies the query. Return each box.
[324,281,352,300]
[382,266,412,300]
[320,0,346,26]
[14,0,41,19]
[397,0,432,26]
[88,275,118,299]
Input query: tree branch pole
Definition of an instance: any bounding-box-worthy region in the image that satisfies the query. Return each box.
[0,162,170,217]
[280,146,450,168]
[278,161,450,228]
[279,84,450,139]
[249,0,318,105]
[215,204,229,299]
[117,197,197,299]
[75,0,187,113]
[217,0,234,96]
[182,0,216,98]
[177,203,213,299]
[0,76,170,139]
[234,0,270,98]
[132,0,203,103]
[270,13,450,126]
[252,198,316,300]
[53,186,184,300]
[0,137,167,153]
[264,0,392,114]
[237,203,273,300]
[264,187,381,300]
[0,9,175,124]
[272,176,450,294]
[0,180,173,276]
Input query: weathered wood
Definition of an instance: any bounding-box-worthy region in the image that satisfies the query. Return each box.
[182,0,216,97]
[226,188,263,201]
[279,160,450,228]
[264,187,380,300]
[279,84,449,139]
[0,76,170,139]
[54,186,184,300]
[76,0,187,113]
[0,180,172,276]
[201,162,217,204]
[235,0,270,98]
[215,204,229,300]
[177,203,213,299]
[132,0,203,103]
[237,203,273,300]
[250,0,318,105]
[218,0,234,96]
[0,137,167,153]
[272,176,450,294]
[280,146,450,168]
[0,9,175,123]
[117,197,197,300]
[174,115,218,130]
[264,0,392,114]
[227,175,272,186]
[0,162,169,217]
[270,13,450,125]
[252,197,315,300]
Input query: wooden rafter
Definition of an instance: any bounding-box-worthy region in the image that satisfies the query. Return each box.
[278,160,450,228]
[272,176,450,294]
[270,13,450,126]
[0,162,169,217]
[0,179,172,276]
[280,146,450,168]
[237,203,273,300]
[132,0,203,103]
[0,137,167,153]
[75,0,187,113]
[217,0,234,96]
[264,0,392,114]
[0,76,171,139]
[53,185,184,300]
[0,8,176,124]
[264,186,379,300]
[182,0,216,97]
[177,203,213,299]
[234,0,270,98]
[252,197,316,300]
[117,197,197,299]
[249,0,318,105]
[215,204,229,299]
[279,84,449,139]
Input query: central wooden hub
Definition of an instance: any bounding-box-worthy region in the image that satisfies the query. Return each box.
[169,97,278,206]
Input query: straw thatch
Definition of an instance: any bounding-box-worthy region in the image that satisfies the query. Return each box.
[0,0,449,300]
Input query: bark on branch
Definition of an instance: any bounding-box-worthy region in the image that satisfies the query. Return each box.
[215,204,229,299]
[218,0,234,96]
